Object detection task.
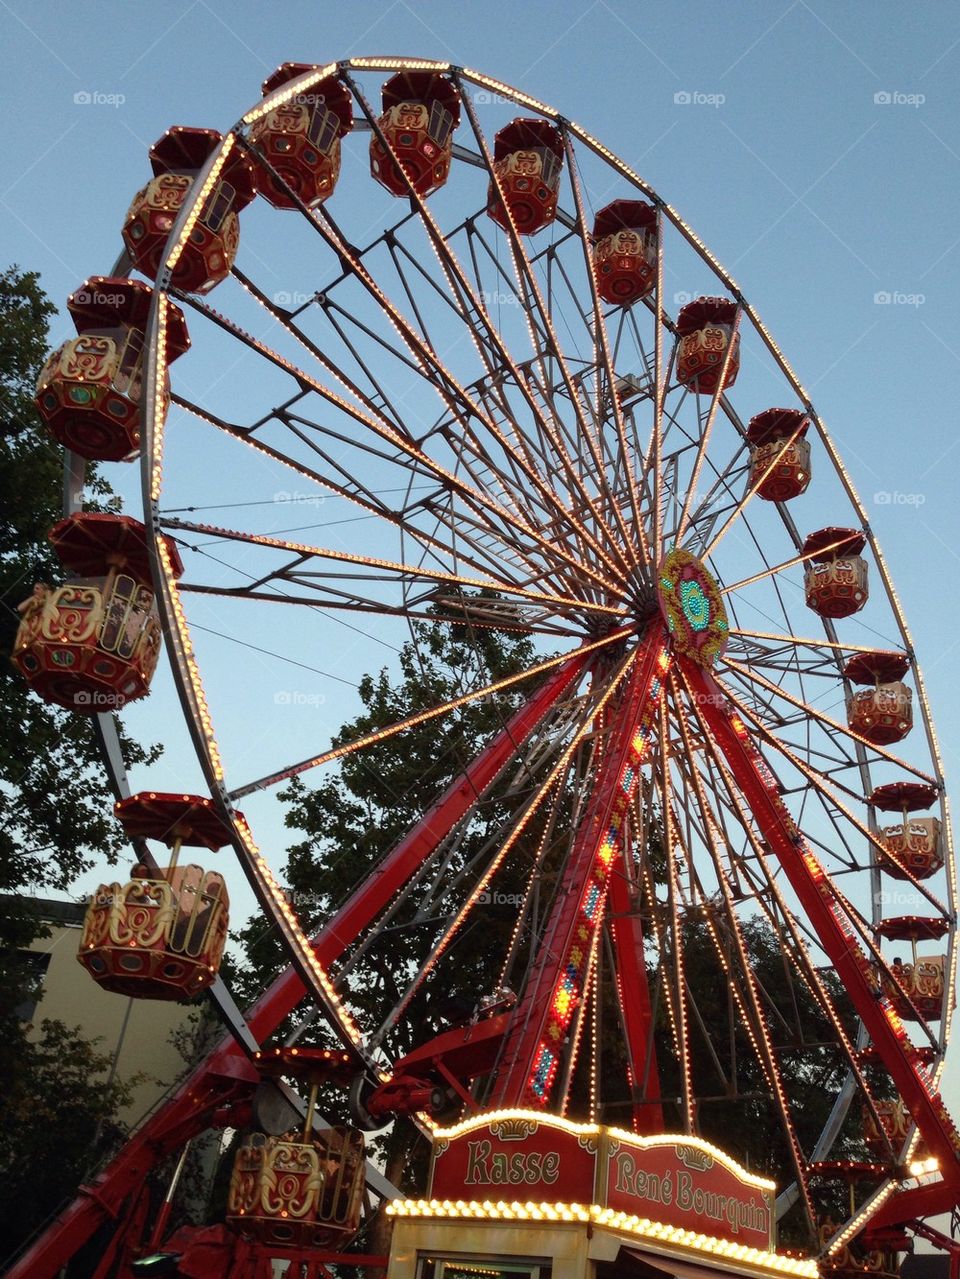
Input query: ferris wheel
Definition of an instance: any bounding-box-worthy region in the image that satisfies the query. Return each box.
[12,56,960,1279]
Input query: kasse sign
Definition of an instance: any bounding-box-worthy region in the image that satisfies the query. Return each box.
[430,1113,775,1251]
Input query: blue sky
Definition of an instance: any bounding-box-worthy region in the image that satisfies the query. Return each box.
[3,0,960,1198]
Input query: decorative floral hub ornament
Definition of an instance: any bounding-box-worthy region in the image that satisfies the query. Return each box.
[658,547,729,667]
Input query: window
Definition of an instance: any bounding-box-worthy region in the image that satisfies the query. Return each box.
[419,1255,552,1279]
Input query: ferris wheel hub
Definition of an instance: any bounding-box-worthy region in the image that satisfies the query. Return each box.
[657,547,729,667]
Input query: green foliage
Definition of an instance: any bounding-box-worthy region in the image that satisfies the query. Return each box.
[234,605,863,1250]
[234,613,543,1049]
[0,1018,135,1262]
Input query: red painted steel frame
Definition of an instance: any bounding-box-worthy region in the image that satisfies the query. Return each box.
[608,859,665,1132]
[683,660,960,1215]
[8,651,588,1279]
[490,625,670,1109]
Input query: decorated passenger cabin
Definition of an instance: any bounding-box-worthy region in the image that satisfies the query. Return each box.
[675,297,740,395]
[227,1048,365,1249]
[592,200,658,306]
[844,651,913,746]
[34,277,189,462]
[370,71,461,197]
[746,408,811,503]
[251,64,353,209]
[802,528,868,619]
[487,118,564,235]
[12,513,180,713]
[79,791,232,1000]
[122,126,257,294]
[870,782,944,881]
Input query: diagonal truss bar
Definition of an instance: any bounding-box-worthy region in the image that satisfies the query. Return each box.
[228,625,631,801]
[160,517,626,619]
[684,659,960,1211]
[607,820,664,1134]
[489,625,672,1109]
[9,645,587,1279]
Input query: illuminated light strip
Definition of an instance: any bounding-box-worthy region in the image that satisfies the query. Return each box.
[240,62,339,126]
[658,700,694,1130]
[668,677,818,1229]
[229,626,633,801]
[674,302,743,546]
[707,675,960,1167]
[149,297,170,503]
[163,520,626,619]
[229,810,370,1053]
[727,628,908,658]
[651,205,667,562]
[350,56,451,72]
[719,678,950,920]
[343,77,633,591]
[721,658,936,784]
[526,644,673,1106]
[385,1199,818,1276]
[433,1107,599,1141]
[378,650,640,1043]
[345,72,639,583]
[496,776,565,993]
[719,536,865,596]
[163,134,236,274]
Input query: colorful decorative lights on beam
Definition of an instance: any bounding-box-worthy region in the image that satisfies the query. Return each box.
[386,1199,818,1277]
[526,643,672,1105]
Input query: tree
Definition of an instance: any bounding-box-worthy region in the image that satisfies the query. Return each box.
[0,1019,137,1266]
[233,614,865,1257]
[0,265,161,1262]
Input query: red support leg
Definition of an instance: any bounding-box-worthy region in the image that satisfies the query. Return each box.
[685,660,960,1206]
[7,650,587,1279]
[489,627,671,1110]
[608,860,664,1132]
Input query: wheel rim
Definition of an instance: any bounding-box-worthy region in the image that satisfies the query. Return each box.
[105,57,957,1254]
